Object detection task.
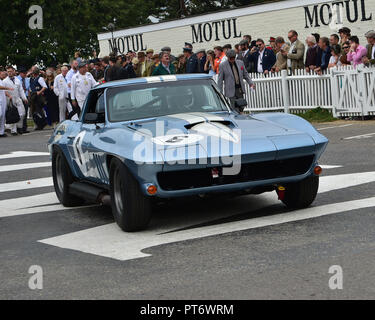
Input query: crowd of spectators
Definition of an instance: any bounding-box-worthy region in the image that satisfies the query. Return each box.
[0,26,374,137]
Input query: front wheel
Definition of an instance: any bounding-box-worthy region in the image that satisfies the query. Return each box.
[52,147,84,207]
[109,158,151,232]
[282,175,319,209]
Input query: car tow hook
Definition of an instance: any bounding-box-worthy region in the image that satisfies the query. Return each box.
[276,186,286,201]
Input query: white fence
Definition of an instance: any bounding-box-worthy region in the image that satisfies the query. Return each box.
[243,66,375,117]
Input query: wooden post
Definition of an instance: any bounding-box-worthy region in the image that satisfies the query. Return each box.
[281,70,290,113]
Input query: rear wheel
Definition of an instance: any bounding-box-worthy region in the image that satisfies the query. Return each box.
[52,147,84,207]
[282,175,319,209]
[109,158,151,232]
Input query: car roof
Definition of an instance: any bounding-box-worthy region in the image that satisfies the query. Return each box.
[94,73,213,90]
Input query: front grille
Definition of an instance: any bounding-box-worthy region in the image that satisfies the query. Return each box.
[157,155,314,191]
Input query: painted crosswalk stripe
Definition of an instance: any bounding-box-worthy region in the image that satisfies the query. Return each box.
[38,171,375,261]
[0,177,53,193]
[0,162,51,172]
[0,192,96,218]
[0,151,50,160]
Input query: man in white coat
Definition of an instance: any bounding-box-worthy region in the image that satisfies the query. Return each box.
[71,61,98,118]
[53,65,71,122]
[0,68,13,137]
[4,66,27,135]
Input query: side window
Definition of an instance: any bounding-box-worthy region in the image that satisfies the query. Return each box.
[95,93,105,114]
[83,89,105,123]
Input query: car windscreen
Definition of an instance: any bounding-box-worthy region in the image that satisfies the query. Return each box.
[106,79,228,122]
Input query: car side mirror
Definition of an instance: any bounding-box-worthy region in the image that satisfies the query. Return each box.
[84,113,105,124]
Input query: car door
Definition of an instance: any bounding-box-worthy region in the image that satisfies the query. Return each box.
[72,90,109,185]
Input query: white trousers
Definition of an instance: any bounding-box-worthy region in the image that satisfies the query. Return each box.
[0,101,6,135]
[9,98,25,133]
[58,97,67,122]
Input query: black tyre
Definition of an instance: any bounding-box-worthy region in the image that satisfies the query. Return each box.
[282,175,319,209]
[52,147,84,207]
[109,158,151,232]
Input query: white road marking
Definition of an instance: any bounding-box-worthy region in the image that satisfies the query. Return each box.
[0,192,96,218]
[344,132,375,140]
[0,162,51,173]
[317,124,353,131]
[320,172,375,193]
[320,165,343,169]
[38,196,375,261]
[0,177,53,193]
[0,151,50,160]
[38,171,375,261]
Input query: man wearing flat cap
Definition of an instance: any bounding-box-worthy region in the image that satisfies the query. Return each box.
[196,49,207,73]
[70,61,98,118]
[237,39,252,72]
[218,49,255,113]
[183,46,199,73]
[17,66,31,133]
[161,46,176,63]
[363,31,375,66]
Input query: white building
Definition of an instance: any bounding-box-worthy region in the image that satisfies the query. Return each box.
[97,0,374,56]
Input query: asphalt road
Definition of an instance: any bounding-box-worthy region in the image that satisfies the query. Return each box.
[0,121,374,300]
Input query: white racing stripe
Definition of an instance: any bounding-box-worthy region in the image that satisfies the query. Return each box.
[0,162,51,173]
[0,177,53,193]
[38,171,375,261]
[0,151,50,160]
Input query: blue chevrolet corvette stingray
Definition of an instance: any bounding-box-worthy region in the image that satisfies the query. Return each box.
[48,74,328,231]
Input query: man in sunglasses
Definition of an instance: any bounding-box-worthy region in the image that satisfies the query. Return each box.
[286,30,305,74]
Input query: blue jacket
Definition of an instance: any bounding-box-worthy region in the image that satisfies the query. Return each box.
[185,54,199,73]
[17,75,30,97]
[316,46,332,71]
[249,48,276,73]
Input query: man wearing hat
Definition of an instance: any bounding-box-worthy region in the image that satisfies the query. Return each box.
[17,66,31,133]
[161,46,176,63]
[268,37,277,54]
[184,45,199,74]
[0,67,13,137]
[29,67,48,130]
[53,65,71,122]
[70,61,98,118]
[3,66,27,135]
[217,49,255,113]
[237,39,252,72]
[363,31,375,66]
[135,52,146,77]
[196,49,207,73]
[144,49,154,77]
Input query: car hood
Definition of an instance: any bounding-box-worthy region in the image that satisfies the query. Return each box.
[123,112,317,165]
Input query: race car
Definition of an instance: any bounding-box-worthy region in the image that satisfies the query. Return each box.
[48,74,328,232]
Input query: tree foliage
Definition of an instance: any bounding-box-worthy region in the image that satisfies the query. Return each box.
[0,0,273,68]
